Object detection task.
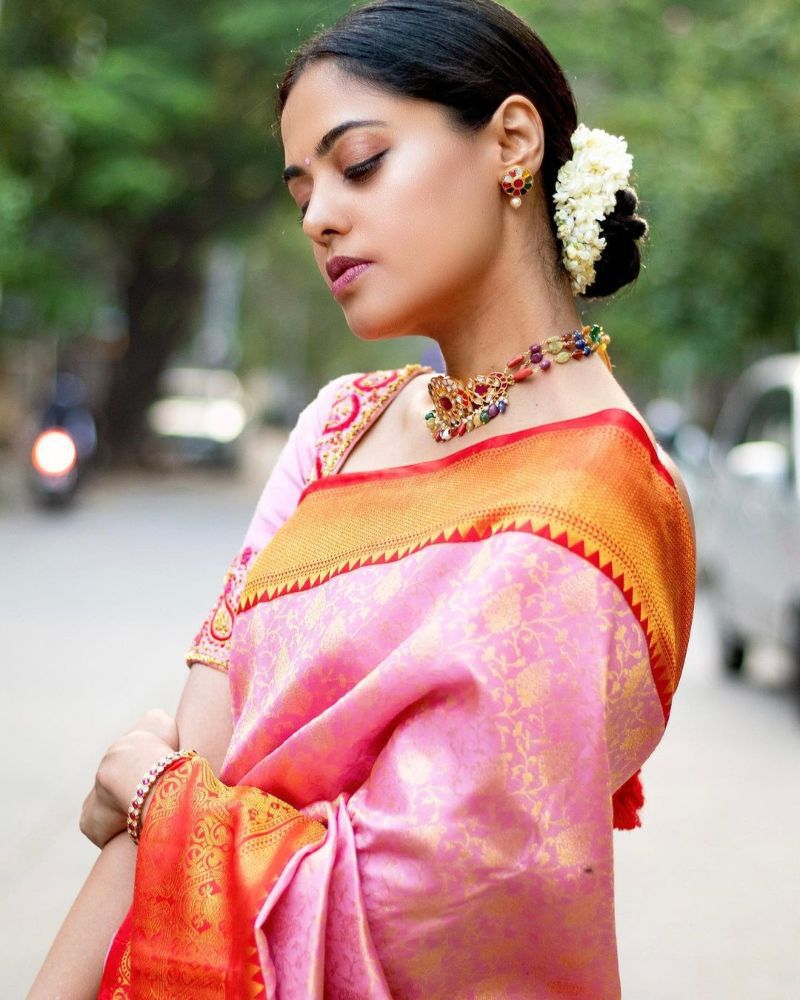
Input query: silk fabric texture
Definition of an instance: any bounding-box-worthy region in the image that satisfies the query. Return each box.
[99,366,696,999]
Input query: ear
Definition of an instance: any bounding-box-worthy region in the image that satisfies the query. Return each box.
[488,95,545,175]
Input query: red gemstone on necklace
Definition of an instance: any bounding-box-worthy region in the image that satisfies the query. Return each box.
[475,385,488,395]
[440,396,452,410]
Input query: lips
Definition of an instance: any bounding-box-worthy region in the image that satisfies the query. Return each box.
[326,255,373,282]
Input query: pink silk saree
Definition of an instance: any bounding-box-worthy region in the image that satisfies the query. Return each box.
[99,364,696,999]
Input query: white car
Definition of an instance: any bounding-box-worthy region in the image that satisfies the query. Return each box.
[694,353,800,692]
[147,367,250,468]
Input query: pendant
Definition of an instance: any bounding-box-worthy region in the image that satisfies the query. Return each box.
[424,324,610,442]
[426,371,511,441]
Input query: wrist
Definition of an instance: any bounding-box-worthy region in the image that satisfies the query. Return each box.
[126,750,198,844]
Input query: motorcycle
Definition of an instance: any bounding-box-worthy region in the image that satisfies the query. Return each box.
[29,373,97,508]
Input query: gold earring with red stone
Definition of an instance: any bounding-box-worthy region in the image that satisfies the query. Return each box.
[500,164,533,208]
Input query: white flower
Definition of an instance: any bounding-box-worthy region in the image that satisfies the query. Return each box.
[552,124,634,296]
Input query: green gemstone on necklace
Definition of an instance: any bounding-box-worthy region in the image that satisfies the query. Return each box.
[480,410,490,423]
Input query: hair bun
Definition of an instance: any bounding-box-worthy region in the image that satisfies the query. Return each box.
[584,188,649,298]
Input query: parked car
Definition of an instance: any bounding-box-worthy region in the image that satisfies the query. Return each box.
[693,353,800,694]
[146,367,249,469]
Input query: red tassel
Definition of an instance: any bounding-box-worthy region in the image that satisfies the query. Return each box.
[612,768,645,830]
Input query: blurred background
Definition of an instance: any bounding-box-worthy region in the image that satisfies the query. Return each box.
[1,0,799,996]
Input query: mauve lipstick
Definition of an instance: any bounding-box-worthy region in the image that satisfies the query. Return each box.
[326,255,374,298]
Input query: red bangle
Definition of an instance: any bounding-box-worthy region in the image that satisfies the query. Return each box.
[126,749,198,844]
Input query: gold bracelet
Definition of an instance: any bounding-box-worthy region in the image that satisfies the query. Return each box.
[126,749,198,844]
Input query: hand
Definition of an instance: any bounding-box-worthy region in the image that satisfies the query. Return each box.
[80,709,179,849]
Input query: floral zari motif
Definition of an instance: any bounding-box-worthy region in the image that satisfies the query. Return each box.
[98,756,325,999]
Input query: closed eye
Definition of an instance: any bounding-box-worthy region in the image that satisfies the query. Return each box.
[298,150,388,221]
[343,149,387,181]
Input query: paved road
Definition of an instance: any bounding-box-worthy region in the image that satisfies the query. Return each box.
[2,438,798,998]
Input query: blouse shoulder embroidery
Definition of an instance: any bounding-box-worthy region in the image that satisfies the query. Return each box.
[306,363,431,483]
[185,546,256,672]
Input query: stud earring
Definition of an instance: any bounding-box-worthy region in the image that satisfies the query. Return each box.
[500,164,533,208]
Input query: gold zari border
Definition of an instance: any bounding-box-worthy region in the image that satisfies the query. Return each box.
[239,419,695,719]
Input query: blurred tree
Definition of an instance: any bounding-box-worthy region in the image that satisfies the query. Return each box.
[0,0,352,458]
[1,0,798,452]
[515,0,800,412]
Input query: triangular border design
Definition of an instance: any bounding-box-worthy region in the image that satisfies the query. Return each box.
[238,513,676,723]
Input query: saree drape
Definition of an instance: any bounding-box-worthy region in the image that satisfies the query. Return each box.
[99,366,696,999]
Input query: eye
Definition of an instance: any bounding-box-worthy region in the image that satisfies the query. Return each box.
[297,150,388,223]
[343,149,387,181]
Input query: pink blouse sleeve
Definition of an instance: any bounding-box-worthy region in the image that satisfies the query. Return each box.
[185,373,354,673]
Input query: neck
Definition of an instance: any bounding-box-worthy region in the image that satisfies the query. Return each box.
[430,256,582,382]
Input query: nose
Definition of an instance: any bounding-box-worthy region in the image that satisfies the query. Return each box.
[301,184,351,244]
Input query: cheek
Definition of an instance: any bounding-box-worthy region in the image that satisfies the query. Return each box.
[381,155,500,289]
[336,146,504,340]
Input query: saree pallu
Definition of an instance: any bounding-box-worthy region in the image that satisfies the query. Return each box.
[99,374,695,999]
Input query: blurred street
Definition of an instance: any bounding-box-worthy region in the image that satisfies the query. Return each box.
[1,436,799,998]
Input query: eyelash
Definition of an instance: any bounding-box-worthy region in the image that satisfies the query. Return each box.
[298,151,387,222]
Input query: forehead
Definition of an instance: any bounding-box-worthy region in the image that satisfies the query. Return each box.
[280,61,408,154]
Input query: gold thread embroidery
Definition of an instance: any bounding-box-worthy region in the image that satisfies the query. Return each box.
[308,364,432,483]
[185,547,256,672]
[239,422,695,720]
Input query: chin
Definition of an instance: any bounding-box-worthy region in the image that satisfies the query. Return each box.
[346,275,455,343]
[342,296,418,344]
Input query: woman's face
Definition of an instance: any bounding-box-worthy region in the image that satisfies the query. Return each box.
[280,60,509,342]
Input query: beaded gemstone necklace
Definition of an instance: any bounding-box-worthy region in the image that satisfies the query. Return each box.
[424,323,610,441]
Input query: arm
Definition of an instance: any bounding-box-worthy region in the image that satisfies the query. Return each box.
[27,665,232,1000]
[29,374,340,998]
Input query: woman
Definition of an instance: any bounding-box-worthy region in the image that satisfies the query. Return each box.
[31,1,696,997]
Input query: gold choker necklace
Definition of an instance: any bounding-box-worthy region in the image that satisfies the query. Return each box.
[424,324,611,441]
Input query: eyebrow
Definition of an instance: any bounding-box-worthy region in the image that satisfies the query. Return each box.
[282,119,389,184]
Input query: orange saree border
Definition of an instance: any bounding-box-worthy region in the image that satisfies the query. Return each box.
[239,409,695,722]
[98,756,326,999]
[304,405,678,495]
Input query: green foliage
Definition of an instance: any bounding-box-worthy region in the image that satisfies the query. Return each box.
[1,0,798,416]
[514,0,800,400]
[0,0,329,341]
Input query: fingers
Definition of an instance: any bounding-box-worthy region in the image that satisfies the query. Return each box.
[94,729,177,822]
[80,710,179,848]
[79,787,126,849]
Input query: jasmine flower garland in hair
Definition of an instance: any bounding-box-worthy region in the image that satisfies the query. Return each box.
[553,124,634,296]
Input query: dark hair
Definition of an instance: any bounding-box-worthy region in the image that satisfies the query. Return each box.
[276,0,647,299]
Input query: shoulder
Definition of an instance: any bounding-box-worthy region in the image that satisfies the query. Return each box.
[654,443,696,545]
[617,404,696,548]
